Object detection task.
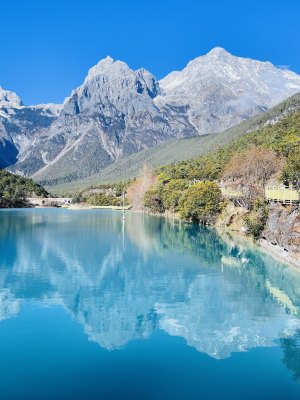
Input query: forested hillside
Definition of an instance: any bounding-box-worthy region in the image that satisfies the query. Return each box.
[46,93,300,194]
[143,108,300,234]
[157,110,300,182]
[0,170,48,207]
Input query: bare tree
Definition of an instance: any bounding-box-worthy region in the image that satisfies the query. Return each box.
[222,146,284,204]
[127,165,156,211]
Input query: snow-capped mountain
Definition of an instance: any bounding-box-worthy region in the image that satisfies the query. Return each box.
[2,48,300,184]
[0,87,61,168]
[157,47,300,134]
[12,57,196,182]
[0,86,23,109]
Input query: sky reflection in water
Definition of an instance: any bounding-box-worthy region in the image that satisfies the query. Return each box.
[0,209,300,399]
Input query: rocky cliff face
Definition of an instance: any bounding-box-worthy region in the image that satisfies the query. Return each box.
[261,204,300,264]
[217,201,300,266]
[2,48,300,184]
[10,57,197,183]
[0,87,61,169]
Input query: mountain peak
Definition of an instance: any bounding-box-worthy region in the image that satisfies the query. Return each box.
[98,55,115,65]
[0,86,23,108]
[205,47,232,59]
[4,50,300,184]
[86,56,117,81]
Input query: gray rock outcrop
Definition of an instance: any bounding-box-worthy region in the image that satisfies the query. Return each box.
[262,204,300,263]
[2,48,300,184]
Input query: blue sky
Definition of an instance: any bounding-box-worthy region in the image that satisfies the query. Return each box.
[1,0,300,105]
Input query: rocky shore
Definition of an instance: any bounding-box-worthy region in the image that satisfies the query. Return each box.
[260,204,300,266]
[216,202,300,268]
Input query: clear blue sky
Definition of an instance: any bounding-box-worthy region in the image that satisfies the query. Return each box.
[1,0,299,105]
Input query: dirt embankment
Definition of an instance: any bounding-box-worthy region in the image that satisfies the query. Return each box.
[216,202,300,267]
[216,202,249,233]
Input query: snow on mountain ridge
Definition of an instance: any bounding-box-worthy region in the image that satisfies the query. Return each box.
[85,55,115,81]
[0,87,63,168]
[19,57,187,181]
[0,86,23,108]
[30,103,62,115]
[62,55,160,116]
[0,86,63,114]
[156,47,300,134]
[2,48,300,181]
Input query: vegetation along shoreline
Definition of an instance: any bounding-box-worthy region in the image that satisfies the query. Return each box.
[1,93,300,268]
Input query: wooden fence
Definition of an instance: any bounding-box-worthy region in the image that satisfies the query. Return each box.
[220,186,299,204]
[264,186,299,204]
[193,180,300,205]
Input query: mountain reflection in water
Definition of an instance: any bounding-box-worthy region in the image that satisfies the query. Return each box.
[0,209,300,364]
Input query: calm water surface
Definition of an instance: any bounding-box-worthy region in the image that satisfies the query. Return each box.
[0,209,300,399]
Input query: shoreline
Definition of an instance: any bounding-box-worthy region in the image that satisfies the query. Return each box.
[0,204,132,211]
[140,207,300,270]
[216,226,300,271]
[258,238,300,270]
[61,204,132,210]
[149,210,300,271]
[2,204,299,271]
[129,208,300,270]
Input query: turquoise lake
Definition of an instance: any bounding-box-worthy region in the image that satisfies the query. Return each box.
[0,209,300,399]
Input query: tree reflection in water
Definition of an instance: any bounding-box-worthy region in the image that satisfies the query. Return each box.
[0,209,300,361]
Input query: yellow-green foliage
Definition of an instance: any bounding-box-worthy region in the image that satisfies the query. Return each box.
[144,110,300,228]
[244,200,269,239]
[143,184,164,213]
[158,150,230,182]
[180,181,222,223]
[84,193,122,207]
[83,191,130,207]
[161,179,189,211]
[143,177,189,214]
[144,179,222,223]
